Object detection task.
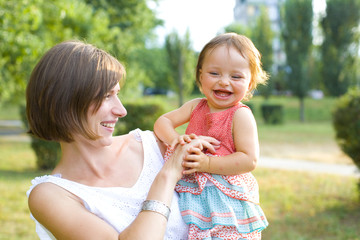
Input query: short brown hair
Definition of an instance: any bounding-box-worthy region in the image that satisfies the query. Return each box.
[196,33,269,101]
[26,40,125,142]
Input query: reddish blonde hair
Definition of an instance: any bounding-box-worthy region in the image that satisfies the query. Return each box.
[196,33,269,101]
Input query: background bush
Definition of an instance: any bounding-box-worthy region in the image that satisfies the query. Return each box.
[332,87,360,196]
[332,87,360,170]
[261,104,284,124]
[20,105,60,170]
[30,139,60,170]
[115,101,166,135]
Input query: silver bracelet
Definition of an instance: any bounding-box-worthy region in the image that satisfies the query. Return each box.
[141,200,171,220]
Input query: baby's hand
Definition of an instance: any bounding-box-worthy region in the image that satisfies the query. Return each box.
[195,135,221,154]
[170,133,197,149]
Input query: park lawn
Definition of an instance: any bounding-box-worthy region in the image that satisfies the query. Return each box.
[246,96,336,123]
[255,168,360,240]
[1,96,358,239]
[0,140,359,239]
[257,122,352,164]
[0,104,22,120]
[0,140,47,240]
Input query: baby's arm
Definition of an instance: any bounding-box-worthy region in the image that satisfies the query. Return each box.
[154,98,202,148]
[183,107,259,175]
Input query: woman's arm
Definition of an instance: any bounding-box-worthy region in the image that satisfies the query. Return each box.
[119,145,186,239]
[28,144,188,240]
[28,183,119,240]
[182,107,259,175]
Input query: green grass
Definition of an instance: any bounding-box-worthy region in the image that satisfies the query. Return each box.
[0,104,22,120]
[255,168,360,240]
[1,96,359,239]
[0,140,359,239]
[258,121,335,144]
[0,141,48,240]
[0,95,337,123]
[246,96,336,123]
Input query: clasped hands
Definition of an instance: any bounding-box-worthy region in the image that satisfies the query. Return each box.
[171,134,220,175]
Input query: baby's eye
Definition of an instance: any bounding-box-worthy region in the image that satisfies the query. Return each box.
[232,75,244,80]
[209,72,219,76]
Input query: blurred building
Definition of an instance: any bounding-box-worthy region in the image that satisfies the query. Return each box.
[233,0,285,71]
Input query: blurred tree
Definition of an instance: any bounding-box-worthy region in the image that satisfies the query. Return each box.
[133,47,170,91]
[251,6,274,99]
[165,30,196,107]
[0,0,47,104]
[0,0,160,170]
[281,0,313,122]
[0,0,160,104]
[224,10,274,99]
[320,0,360,96]
[224,23,252,37]
[83,0,160,60]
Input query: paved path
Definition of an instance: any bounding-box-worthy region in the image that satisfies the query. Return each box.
[259,156,360,178]
[1,120,359,178]
[0,120,22,127]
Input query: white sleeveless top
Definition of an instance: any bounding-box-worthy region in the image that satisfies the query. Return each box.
[26,129,188,240]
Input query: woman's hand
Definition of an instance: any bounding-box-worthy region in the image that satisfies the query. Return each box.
[177,137,217,175]
[182,146,211,175]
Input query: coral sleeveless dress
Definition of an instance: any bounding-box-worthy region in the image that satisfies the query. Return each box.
[175,99,268,239]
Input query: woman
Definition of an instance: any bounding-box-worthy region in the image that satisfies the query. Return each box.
[26,40,216,239]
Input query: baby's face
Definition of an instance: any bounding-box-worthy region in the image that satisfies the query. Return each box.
[199,45,251,112]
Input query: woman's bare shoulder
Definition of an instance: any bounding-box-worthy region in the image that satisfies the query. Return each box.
[28,182,82,212]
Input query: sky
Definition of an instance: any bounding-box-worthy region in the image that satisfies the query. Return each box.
[150,0,327,51]
[151,0,236,51]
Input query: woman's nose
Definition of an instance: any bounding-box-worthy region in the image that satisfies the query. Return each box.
[113,98,127,118]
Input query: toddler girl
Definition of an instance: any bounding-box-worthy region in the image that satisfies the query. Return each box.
[154,33,269,240]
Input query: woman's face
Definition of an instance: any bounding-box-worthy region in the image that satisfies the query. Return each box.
[85,83,127,146]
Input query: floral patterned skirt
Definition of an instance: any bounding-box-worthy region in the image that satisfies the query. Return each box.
[179,185,268,240]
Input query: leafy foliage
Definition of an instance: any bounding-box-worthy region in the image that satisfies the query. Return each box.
[320,0,360,97]
[261,104,284,124]
[165,30,196,107]
[281,0,313,121]
[30,139,60,170]
[133,47,170,91]
[0,0,160,104]
[224,10,275,99]
[251,7,274,98]
[20,105,60,170]
[332,87,360,170]
[1,0,160,169]
[115,101,166,135]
